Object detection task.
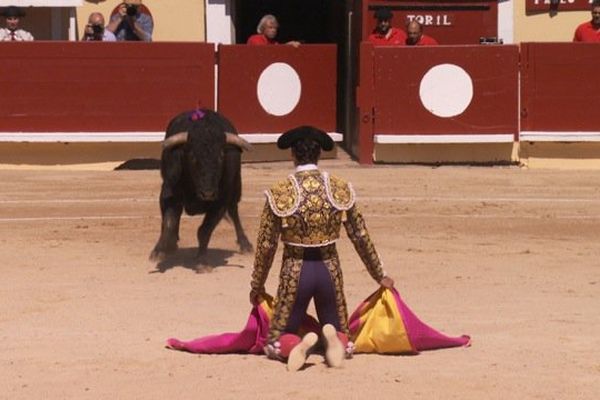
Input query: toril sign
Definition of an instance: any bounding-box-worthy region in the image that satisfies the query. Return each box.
[406,14,455,26]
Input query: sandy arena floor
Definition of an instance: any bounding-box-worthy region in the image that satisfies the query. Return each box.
[1,158,599,399]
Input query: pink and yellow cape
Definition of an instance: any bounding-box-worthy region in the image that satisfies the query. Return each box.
[166,287,470,355]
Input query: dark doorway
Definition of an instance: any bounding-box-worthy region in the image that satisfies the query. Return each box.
[233,0,356,155]
[234,0,341,45]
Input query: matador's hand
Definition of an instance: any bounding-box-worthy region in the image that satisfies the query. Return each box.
[249,288,262,306]
[380,276,394,289]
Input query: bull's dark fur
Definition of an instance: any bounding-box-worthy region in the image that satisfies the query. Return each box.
[150,109,253,261]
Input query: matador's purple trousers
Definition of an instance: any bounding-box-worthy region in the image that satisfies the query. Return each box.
[283,248,341,334]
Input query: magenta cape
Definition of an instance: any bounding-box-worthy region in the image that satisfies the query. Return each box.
[166,288,470,355]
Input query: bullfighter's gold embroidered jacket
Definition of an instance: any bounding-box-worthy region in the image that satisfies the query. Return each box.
[250,168,385,341]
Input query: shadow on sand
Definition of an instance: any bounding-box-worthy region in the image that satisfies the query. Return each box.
[150,247,245,274]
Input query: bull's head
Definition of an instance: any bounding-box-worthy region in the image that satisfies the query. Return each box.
[162,126,251,201]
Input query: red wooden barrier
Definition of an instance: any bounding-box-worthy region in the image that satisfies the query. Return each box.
[520,42,600,140]
[0,42,215,133]
[217,44,337,134]
[373,44,518,136]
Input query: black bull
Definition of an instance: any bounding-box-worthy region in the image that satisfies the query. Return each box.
[149,109,253,261]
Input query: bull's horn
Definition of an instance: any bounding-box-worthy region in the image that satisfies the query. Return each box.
[162,131,189,149]
[225,132,253,152]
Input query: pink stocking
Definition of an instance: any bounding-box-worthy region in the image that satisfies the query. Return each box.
[278,333,301,358]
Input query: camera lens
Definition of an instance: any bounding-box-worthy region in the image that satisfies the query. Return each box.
[92,24,103,34]
[126,4,138,16]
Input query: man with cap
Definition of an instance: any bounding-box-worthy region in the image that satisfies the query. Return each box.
[368,7,406,46]
[249,125,395,371]
[0,6,34,41]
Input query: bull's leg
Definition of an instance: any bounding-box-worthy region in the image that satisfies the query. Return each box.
[228,203,253,253]
[149,196,183,261]
[196,206,227,258]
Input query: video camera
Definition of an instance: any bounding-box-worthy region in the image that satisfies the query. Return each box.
[85,23,104,41]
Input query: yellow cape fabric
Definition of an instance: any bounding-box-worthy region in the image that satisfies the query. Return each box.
[351,288,414,354]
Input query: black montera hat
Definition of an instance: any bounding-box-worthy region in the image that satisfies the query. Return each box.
[1,6,26,18]
[277,125,334,151]
[374,7,393,21]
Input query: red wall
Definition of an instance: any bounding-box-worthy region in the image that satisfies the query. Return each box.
[218,44,337,133]
[0,42,215,132]
[520,42,600,132]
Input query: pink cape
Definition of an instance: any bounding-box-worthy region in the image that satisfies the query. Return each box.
[166,288,470,355]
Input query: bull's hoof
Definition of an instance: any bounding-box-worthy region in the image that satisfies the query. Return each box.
[150,242,178,262]
[149,249,167,262]
[195,249,207,260]
[238,240,254,254]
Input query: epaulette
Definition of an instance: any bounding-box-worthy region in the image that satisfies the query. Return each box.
[324,172,355,210]
[264,175,300,217]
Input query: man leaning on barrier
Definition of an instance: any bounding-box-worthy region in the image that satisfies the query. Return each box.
[246,14,301,48]
[368,7,406,46]
[406,20,438,46]
[573,0,600,43]
[0,6,33,41]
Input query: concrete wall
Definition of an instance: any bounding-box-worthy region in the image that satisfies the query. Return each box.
[514,4,590,42]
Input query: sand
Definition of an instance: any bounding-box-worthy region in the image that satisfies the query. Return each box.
[1,159,599,399]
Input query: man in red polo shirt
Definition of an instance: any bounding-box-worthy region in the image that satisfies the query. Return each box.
[573,0,600,42]
[406,20,439,46]
[367,8,406,46]
[247,14,300,47]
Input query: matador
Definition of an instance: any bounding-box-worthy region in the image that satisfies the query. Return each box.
[249,125,395,371]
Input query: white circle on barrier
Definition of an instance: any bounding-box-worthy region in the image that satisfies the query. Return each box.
[419,64,473,118]
[257,62,302,116]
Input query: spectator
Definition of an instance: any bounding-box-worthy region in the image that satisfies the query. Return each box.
[367,7,406,46]
[0,6,33,41]
[82,12,116,41]
[406,20,439,46]
[107,0,153,42]
[573,0,600,42]
[246,14,301,48]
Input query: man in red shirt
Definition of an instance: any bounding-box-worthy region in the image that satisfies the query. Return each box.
[406,20,439,46]
[573,0,600,42]
[367,8,406,46]
[247,14,300,47]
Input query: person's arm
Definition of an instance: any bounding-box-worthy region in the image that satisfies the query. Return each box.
[106,3,126,34]
[249,201,281,304]
[343,205,394,288]
[285,40,301,48]
[22,30,34,41]
[132,13,153,41]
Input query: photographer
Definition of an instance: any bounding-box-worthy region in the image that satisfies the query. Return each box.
[82,12,115,41]
[107,0,153,42]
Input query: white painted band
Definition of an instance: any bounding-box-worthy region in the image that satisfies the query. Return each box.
[374,134,515,144]
[520,132,600,142]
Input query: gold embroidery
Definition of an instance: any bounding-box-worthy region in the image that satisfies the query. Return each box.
[326,174,355,210]
[251,169,384,343]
